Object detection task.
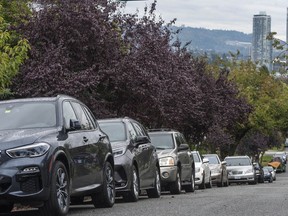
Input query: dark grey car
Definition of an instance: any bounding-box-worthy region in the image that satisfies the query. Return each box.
[0,95,115,215]
[98,117,161,202]
[148,129,195,194]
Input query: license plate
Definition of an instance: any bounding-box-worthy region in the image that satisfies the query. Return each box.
[234,176,241,179]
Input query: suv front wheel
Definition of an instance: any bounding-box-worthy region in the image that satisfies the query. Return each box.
[40,161,70,216]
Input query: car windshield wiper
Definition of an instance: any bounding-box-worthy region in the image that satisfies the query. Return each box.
[156,147,168,150]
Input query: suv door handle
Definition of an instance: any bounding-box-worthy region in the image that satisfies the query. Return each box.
[83,137,89,143]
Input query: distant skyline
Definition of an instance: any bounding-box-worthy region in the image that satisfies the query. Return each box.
[122,0,287,41]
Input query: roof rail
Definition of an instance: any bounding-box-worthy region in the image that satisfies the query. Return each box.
[148,128,174,132]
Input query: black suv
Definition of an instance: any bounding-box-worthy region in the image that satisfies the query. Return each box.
[0,95,115,215]
[148,129,195,194]
[98,117,161,202]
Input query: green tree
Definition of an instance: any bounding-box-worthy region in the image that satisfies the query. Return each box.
[0,0,30,99]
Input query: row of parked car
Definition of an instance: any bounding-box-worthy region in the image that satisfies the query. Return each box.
[0,95,280,216]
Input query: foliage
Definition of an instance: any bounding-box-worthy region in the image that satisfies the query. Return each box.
[12,0,251,151]
[0,0,30,99]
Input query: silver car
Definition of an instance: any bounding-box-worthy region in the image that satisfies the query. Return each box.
[203,154,229,187]
[224,155,257,185]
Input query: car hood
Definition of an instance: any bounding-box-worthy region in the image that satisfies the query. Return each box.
[226,165,252,171]
[209,164,221,170]
[156,149,175,158]
[0,128,58,149]
[195,162,203,168]
[110,141,129,150]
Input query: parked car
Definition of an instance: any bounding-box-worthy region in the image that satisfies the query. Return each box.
[224,155,257,185]
[270,156,286,173]
[254,162,264,183]
[203,154,229,187]
[0,95,115,215]
[262,167,273,183]
[273,152,287,164]
[148,128,195,194]
[263,166,276,181]
[192,151,212,189]
[98,117,161,202]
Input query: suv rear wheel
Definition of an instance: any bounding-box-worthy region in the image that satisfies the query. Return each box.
[147,167,161,198]
[123,165,139,202]
[92,161,115,208]
[183,171,195,192]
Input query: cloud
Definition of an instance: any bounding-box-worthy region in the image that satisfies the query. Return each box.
[123,0,287,40]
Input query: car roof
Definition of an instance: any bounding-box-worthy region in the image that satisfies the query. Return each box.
[0,95,76,104]
[224,155,250,159]
[148,128,179,134]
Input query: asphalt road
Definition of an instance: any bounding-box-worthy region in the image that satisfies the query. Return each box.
[6,169,288,216]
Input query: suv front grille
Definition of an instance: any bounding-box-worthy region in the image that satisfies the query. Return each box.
[232,171,243,175]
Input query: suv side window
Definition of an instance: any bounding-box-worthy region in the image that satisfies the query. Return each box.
[71,102,92,130]
[82,106,96,129]
[63,101,77,129]
[175,133,183,147]
[132,122,146,136]
[126,121,137,140]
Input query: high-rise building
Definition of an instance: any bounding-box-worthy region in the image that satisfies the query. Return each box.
[252,12,273,71]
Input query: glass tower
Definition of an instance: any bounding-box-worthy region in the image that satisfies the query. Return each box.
[252,12,272,72]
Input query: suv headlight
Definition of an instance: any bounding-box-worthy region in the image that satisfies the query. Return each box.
[6,143,50,158]
[113,147,126,157]
[245,168,253,174]
[159,157,175,166]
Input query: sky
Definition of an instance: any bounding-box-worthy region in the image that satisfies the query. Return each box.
[122,0,287,41]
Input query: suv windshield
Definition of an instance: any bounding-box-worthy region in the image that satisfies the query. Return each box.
[99,122,126,142]
[225,157,251,166]
[149,134,175,149]
[192,152,201,162]
[0,102,56,130]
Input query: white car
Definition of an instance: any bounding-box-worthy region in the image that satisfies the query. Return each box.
[192,151,212,189]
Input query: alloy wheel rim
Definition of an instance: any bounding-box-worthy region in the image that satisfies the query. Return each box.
[106,165,115,203]
[156,169,161,195]
[56,168,68,212]
[177,173,181,190]
[133,169,139,198]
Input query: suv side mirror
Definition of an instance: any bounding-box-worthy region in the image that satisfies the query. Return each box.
[178,144,189,151]
[203,158,209,163]
[68,119,81,131]
[221,161,227,165]
[134,136,150,146]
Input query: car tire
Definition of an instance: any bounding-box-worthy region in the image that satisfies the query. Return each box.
[184,171,195,193]
[39,161,70,216]
[217,174,224,187]
[223,175,229,187]
[199,173,206,189]
[0,200,14,213]
[170,169,182,194]
[147,167,161,198]
[92,161,115,208]
[123,165,139,202]
[206,175,212,188]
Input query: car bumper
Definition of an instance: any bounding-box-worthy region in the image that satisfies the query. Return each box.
[228,173,255,183]
[113,155,133,193]
[0,155,51,204]
[159,166,177,183]
[211,172,221,184]
[194,171,203,185]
